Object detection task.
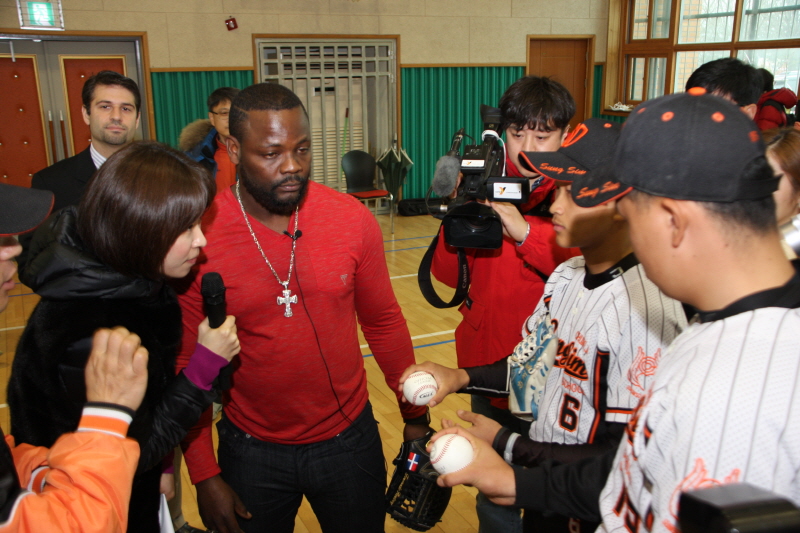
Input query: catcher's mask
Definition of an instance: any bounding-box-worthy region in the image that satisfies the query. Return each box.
[385,432,452,531]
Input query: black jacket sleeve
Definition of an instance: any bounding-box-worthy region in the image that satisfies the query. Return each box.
[514,447,618,523]
[135,372,217,474]
[503,422,625,468]
[462,357,511,398]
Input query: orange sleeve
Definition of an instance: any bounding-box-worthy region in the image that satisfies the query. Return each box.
[0,408,140,533]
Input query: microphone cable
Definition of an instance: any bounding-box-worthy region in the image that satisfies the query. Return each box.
[294,260,388,485]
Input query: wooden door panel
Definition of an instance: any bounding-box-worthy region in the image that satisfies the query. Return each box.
[60,56,126,156]
[0,56,49,188]
[527,37,593,129]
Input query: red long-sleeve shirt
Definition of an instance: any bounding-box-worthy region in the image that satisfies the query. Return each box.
[431,160,579,408]
[176,183,424,484]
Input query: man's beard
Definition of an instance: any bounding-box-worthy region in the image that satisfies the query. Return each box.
[240,168,309,216]
[96,120,130,146]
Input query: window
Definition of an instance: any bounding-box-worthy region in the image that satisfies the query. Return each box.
[611,0,800,109]
[255,37,397,191]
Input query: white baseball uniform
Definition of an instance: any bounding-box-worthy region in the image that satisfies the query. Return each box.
[523,255,686,446]
[598,292,800,532]
[465,253,686,532]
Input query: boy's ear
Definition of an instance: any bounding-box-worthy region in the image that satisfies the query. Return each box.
[560,125,571,144]
[607,200,626,222]
[660,198,689,248]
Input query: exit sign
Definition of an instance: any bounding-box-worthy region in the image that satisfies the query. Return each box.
[17,0,64,30]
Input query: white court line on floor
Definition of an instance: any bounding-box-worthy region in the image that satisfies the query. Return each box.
[0,326,24,332]
[389,274,416,279]
[360,329,455,349]
[0,404,7,409]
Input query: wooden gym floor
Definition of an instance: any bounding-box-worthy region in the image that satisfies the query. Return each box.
[0,213,483,532]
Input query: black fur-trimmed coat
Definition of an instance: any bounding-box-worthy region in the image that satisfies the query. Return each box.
[8,207,216,532]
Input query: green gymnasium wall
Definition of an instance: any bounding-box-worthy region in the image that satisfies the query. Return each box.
[151,70,254,148]
[150,65,619,198]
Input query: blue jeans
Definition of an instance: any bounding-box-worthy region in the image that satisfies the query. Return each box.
[472,395,529,533]
[217,402,386,533]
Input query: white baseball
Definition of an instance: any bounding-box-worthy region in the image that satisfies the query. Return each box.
[402,371,439,406]
[430,434,474,475]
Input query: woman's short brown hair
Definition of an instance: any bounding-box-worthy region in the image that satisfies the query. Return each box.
[764,127,800,193]
[78,141,215,280]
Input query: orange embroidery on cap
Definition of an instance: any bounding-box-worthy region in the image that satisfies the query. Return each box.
[601,181,621,193]
[711,112,725,123]
[604,123,612,128]
[562,123,589,148]
[749,131,760,142]
[577,187,599,199]
[637,107,647,114]
[662,111,674,121]
[567,167,587,175]
[540,163,565,175]
[688,87,706,96]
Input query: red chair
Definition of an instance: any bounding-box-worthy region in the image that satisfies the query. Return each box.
[342,150,394,233]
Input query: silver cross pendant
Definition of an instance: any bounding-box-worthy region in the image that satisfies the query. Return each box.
[277,281,297,317]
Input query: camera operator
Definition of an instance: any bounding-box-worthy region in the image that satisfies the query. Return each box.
[429,76,580,533]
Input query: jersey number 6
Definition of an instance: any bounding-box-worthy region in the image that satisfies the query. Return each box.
[559,394,580,432]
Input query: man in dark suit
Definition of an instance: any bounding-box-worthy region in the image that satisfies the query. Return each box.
[31,70,141,212]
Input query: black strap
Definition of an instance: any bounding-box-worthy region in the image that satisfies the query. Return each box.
[417,226,470,308]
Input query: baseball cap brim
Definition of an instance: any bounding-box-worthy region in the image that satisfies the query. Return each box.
[0,183,54,237]
[570,163,633,207]
[518,151,589,183]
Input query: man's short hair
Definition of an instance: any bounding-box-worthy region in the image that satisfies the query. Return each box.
[685,58,763,106]
[207,87,240,112]
[499,76,575,133]
[81,70,141,114]
[77,141,214,280]
[229,83,306,141]
[758,68,775,92]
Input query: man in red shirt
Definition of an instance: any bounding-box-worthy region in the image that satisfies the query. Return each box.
[176,83,429,533]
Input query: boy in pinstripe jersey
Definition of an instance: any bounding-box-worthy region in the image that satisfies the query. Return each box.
[401,118,687,532]
[426,90,800,533]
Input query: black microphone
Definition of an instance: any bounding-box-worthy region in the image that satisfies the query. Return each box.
[201,272,232,390]
[283,229,303,240]
[432,128,465,197]
[201,272,226,328]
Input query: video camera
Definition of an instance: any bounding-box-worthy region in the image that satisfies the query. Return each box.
[430,105,531,250]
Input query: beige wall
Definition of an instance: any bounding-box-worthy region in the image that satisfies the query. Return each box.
[0,0,609,68]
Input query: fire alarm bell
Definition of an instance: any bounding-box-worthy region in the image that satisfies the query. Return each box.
[225,17,238,31]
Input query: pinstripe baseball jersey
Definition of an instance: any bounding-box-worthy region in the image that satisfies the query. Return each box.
[598,304,800,533]
[522,255,687,447]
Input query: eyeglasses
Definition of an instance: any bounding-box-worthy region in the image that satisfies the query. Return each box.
[210,110,230,118]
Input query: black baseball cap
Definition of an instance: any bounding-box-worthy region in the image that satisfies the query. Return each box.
[579,88,777,207]
[0,183,54,237]
[518,118,623,207]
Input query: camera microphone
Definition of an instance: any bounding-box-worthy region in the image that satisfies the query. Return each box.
[283,229,303,240]
[432,128,466,197]
[447,127,465,157]
[433,156,461,197]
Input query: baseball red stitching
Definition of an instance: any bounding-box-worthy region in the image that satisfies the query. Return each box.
[431,436,454,465]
